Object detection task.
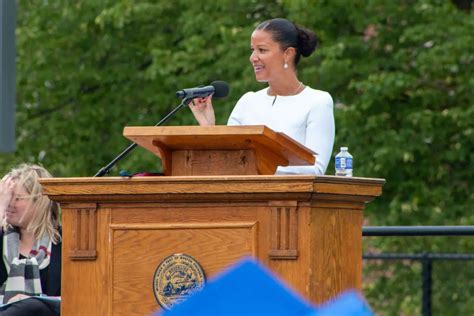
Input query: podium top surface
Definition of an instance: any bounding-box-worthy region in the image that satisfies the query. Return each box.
[123,125,316,166]
[39,175,385,203]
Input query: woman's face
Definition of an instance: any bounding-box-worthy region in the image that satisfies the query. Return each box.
[5,182,34,229]
[249,30,287,83]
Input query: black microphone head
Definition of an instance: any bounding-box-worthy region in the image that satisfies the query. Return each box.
[210,81,230,99]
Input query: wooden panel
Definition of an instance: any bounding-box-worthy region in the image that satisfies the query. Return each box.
[61,207,110,316]
[265,203,311,299]
[111,205,259,224]
[268,201,298,259]
[170,149,258,176]
[153,141,172,176]
[308,207,363,304]
[110,223,257,315]
[313,182,383,197]
[253,141,289,175]
[69,204,97,260]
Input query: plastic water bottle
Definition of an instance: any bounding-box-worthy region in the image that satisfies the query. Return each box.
[335,147,353,177]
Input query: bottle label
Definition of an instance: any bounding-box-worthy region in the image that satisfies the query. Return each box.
[346,158,353,169]
[335,157,353,169]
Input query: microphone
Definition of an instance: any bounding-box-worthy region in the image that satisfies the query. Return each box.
[176,81,229,99]
[93,80,230,177]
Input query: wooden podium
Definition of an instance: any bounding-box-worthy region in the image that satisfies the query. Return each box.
[123,125,317,176]
[40,126,384,316]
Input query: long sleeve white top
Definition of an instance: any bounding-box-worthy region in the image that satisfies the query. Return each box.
[227,86,335,175]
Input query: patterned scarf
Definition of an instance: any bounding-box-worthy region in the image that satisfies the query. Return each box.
[0,227,52,304]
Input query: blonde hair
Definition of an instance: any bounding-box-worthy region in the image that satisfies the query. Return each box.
[3,163,61,243]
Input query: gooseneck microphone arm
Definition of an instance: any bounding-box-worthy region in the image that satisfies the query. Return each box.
[93,98,193,177]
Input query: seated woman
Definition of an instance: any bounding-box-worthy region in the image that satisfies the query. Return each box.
[0,164,61,316]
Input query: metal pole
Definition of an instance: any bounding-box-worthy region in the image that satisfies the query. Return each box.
[421,254,432,316]
[94,98,191,177]
[363,226,474,236]
[0,0,16,152]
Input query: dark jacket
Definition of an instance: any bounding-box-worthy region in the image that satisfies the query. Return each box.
[0,228,62,296]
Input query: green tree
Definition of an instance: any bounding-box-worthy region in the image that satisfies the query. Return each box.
[312,1,474,314]
[5,0,286,176]
[1,1,473,314]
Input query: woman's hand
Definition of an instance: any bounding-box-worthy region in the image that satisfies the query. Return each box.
[7,293,30,304]
[0,175,14,215]
[188,96,216,126]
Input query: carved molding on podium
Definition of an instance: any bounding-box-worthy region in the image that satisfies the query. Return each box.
[69,204,98,261]
[268,201,298,260]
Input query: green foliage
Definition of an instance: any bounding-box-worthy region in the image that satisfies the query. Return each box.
[315,2,474,314]
[1,1,473,314]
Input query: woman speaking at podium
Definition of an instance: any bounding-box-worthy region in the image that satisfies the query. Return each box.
[0,164,61,316]
[190,18,335,175]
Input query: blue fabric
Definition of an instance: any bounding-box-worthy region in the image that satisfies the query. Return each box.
[157,257,314,316]
[156,257,374,316]
[317,291,374,316]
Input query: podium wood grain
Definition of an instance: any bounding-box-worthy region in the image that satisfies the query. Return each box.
[123,126,316,175]
[40,175,384,316]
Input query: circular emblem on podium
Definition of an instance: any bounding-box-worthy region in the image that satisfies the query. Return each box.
[153,253,206,310]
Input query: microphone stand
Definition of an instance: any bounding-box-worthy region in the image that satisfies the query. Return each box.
[94,98,193,177]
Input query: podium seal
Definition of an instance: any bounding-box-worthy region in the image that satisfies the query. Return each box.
[153,253,206,310]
